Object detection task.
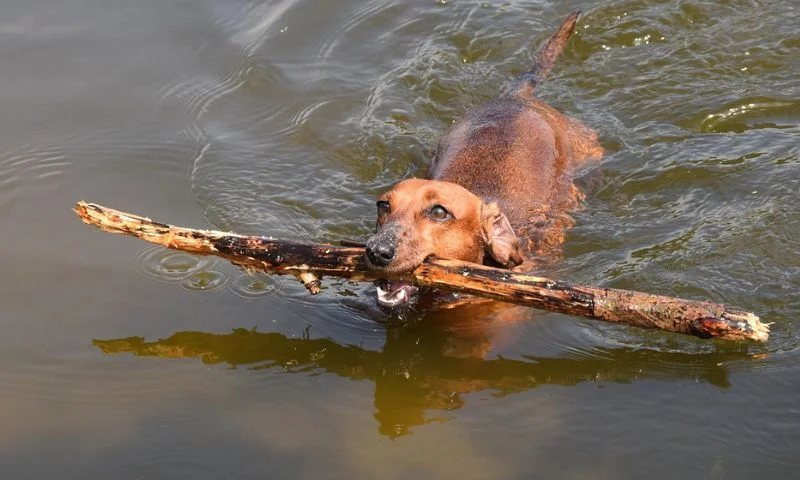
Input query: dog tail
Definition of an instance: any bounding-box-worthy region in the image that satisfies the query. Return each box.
[503,11,580,98]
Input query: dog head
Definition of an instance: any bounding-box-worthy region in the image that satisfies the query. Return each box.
[365,178,523,308]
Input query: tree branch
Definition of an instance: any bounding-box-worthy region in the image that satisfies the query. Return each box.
[73,201,769,342]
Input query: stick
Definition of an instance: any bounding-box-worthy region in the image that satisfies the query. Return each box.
[73,201,769,342]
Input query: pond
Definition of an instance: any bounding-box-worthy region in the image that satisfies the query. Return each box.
[0,0,798,478]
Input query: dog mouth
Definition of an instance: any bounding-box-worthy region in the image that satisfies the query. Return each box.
[375,280,419,308]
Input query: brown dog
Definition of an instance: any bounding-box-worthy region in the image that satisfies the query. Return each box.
[365,12,603,308]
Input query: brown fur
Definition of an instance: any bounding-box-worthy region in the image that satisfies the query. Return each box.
[373,179,523,272]
[367,12,602,277]
[430,92,602,261]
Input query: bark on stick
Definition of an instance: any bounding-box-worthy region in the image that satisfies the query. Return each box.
[74,201,769,342]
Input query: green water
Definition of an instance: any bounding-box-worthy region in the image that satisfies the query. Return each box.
[0,0,797,478]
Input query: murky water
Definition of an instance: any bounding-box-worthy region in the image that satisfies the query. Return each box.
[1,0,798,478]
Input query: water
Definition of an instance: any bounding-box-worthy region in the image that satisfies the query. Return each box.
[0,0,798,478]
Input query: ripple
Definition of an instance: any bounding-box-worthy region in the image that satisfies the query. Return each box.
[274,279,389,343]
[181,270,227,291]
[318,0,393,60]
[0,122,200,206]
[159,68,248,120]
[0,142,70,207]
[728,302,800,374]
[699,98,800,133]
[226,0,296,53]
[746,349,800,374]
[228,272,282,299]
[519,312,622,361]
[573,1,799,128]
[136,246,216,283]
[158,0,296,120]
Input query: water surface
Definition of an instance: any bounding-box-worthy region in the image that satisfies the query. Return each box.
[0,0,798,478]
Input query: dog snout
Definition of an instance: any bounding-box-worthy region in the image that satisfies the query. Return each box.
[365,239,396,268]
[365,232,397,268]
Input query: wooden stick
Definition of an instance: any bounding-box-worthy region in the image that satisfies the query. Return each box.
[73,201,769,342]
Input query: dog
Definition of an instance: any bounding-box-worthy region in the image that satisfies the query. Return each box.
[365,12,603,309]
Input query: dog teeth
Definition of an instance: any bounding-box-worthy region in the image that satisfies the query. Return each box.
[376,283,410,307]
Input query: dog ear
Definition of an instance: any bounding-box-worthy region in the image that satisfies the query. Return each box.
[481,202,524,269]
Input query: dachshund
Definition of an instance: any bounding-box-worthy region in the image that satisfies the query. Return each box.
[365,12,603,308]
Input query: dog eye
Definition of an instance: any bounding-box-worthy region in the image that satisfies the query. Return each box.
[428,204,452,221]
[376,200,390,216]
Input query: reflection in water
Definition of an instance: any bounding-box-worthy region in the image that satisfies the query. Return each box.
[94,319,755,438]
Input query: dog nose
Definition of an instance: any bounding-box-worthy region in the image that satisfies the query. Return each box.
[365,241,396,268]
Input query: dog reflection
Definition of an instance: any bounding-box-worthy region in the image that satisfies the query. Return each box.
[94,316,747,437]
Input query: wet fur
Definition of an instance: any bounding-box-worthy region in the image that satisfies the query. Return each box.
[429,12,603,261]
[368,12,602,283]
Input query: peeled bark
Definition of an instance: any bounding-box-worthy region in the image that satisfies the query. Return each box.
[74,201,769,342]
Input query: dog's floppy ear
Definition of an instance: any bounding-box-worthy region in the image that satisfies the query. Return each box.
[481,202,524,269]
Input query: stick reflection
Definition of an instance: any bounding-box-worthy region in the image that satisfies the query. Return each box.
[93,309,755,437]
